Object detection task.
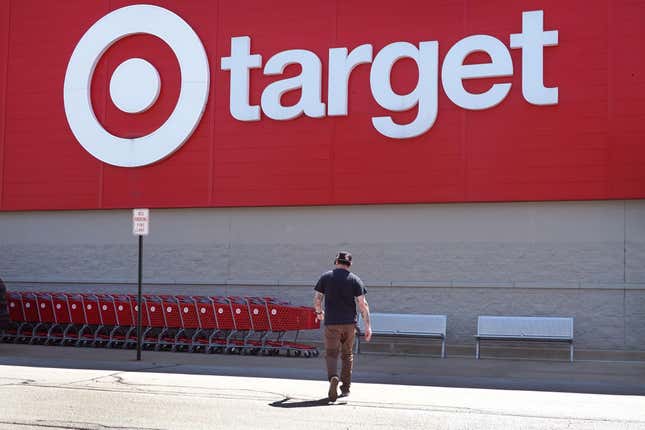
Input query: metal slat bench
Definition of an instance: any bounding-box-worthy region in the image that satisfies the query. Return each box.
[357,313,447,358]
[475,316,574,362]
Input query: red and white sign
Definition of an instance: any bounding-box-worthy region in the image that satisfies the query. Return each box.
[132,209,149,236]
[0,0,643,211]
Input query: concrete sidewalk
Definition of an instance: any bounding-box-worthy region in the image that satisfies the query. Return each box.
[1,342,644,396]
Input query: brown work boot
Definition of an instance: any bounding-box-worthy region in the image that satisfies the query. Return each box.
[328,376,339,402]
[339,384,350,397]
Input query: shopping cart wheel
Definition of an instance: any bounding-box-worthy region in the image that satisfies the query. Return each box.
[303,351,311,358]
[294,350,301,357]
[313,350,319,357]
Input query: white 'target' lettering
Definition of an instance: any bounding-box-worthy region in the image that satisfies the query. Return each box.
[219,10,558,139]
[370,41,438,139]
[221,36,262,121]
[261,50,326,120]
[510,10,559,105]
[442,35,513,110]
[328,44,373,116]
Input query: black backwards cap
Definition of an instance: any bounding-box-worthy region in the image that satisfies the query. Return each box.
[335,251,352,266]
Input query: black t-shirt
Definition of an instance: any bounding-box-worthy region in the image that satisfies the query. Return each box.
[314,268,366,325]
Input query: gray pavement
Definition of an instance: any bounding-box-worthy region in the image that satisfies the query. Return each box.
[1,343,644,395]
[1,343,644,429]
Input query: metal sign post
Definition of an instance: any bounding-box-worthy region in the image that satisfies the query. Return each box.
[132,209,149,361]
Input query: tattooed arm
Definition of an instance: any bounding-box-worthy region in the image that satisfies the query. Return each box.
[313,291,324,322]
[356,295,372,341]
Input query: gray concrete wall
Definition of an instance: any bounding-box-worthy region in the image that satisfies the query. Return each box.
[1,200,644,351]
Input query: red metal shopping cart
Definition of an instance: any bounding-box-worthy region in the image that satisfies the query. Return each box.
[30,292,57,344]
[3,290,321,358]
[15,291,40,343]
[77,294,104,346]
[2,291,25,342]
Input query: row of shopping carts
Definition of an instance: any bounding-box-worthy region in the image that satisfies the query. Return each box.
[0,291,320,357]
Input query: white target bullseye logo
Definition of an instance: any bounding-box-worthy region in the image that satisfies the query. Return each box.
[110,58,161,114]
[63,5,210,167]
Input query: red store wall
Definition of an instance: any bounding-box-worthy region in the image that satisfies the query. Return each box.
[0,0,644,211]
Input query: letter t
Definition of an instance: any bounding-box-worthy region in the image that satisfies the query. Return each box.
[510,10,559,105]
[221,36,262,121]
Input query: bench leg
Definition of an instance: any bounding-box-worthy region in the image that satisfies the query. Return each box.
[441,338,446,358]
[475,339,480,359]
[570,343,574,362]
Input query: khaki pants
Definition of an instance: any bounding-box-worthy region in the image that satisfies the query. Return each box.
[324,323,356,388]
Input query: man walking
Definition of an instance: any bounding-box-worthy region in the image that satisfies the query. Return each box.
[314,251,372,402]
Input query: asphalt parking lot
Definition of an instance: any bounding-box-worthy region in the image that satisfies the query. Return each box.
[1,343,644,430]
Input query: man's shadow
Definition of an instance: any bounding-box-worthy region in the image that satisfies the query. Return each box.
[269,397,347,408]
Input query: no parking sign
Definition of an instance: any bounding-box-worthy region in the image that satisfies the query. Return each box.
[132,208,149,361]
[132,209,149,236]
